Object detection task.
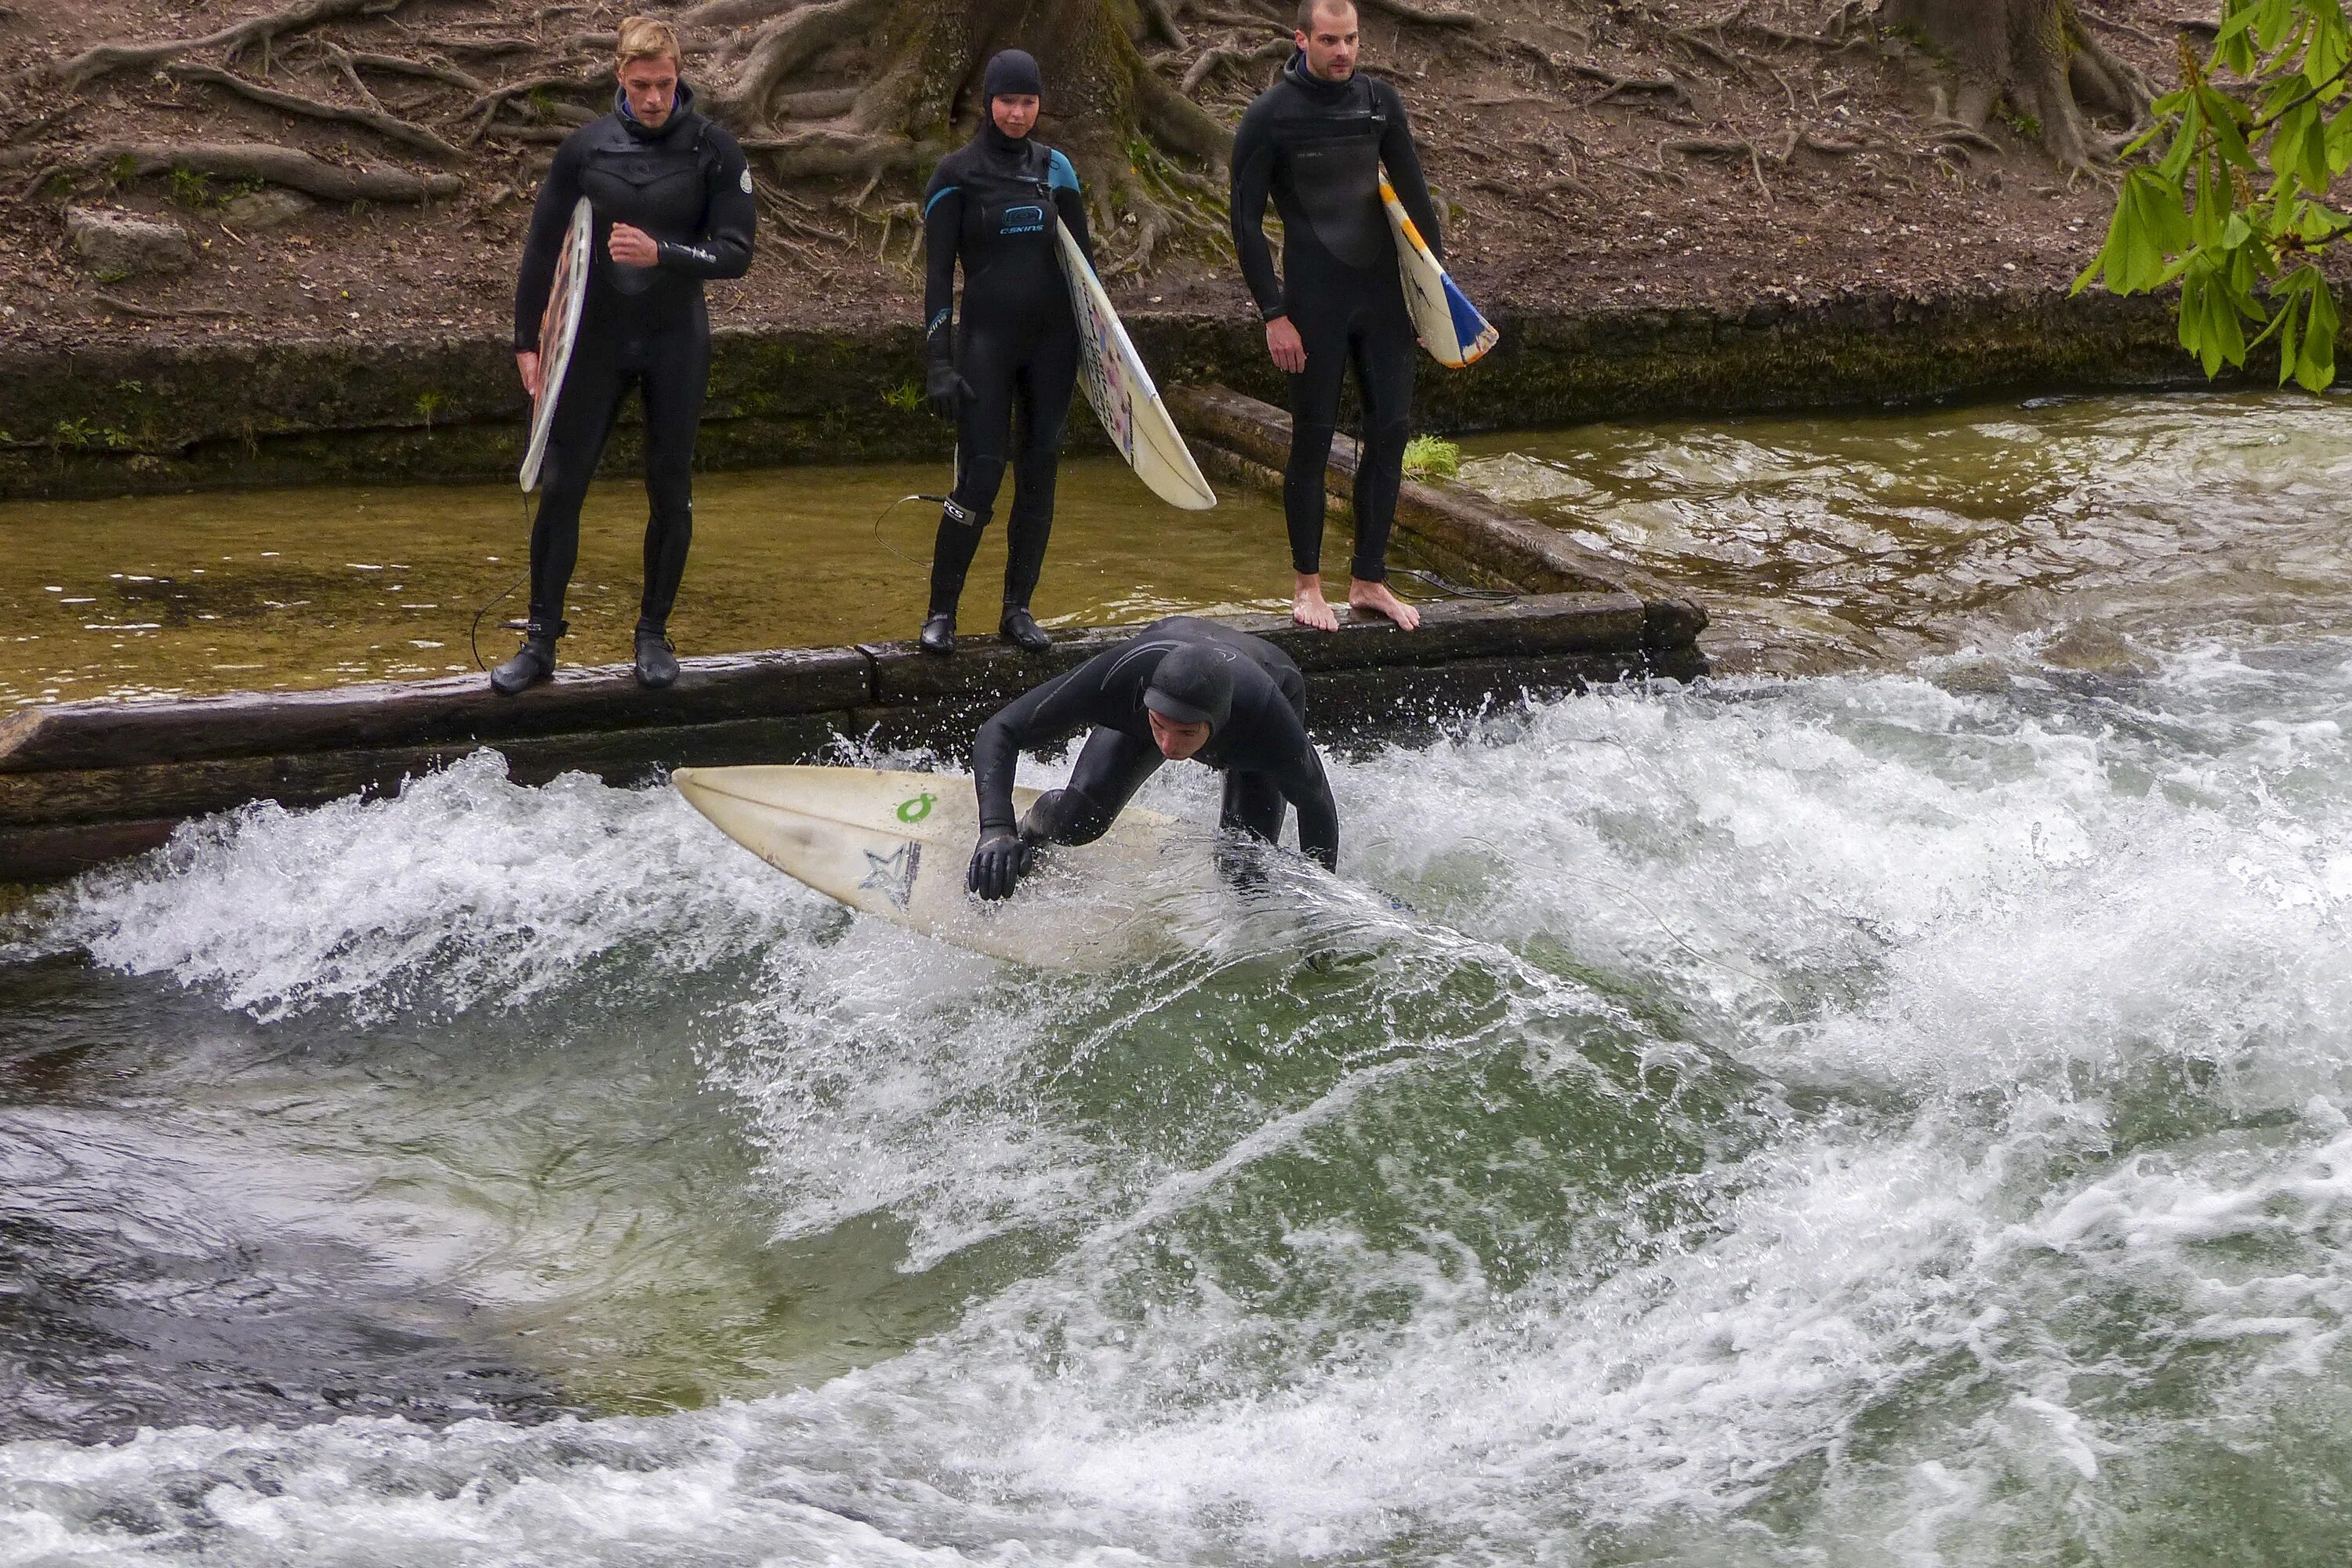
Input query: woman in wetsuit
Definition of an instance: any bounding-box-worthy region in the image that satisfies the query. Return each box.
[916,49,1096,656]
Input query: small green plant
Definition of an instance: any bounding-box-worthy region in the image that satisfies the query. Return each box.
[114,379,145,395]
[107,154,140,184]
[53,418,131,451]
[92,267,132,285]
[415,389,447,427]
[881,378,924,412]
[526,85,560,119]
[169,167,213,209]
[1402,434,1461,481]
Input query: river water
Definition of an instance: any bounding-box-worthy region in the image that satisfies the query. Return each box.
[5,390,2351,1565]
[0,457,1304,708]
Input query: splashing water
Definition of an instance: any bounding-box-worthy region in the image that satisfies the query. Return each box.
[5,394,2352,1566]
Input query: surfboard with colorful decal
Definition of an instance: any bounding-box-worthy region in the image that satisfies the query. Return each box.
[1056,223,1218,511]
[1381,177,1498,370]
[519,196,593,491]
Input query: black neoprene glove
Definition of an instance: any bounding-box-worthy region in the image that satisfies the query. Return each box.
[967,831,1035,901]
[926,361,973,421]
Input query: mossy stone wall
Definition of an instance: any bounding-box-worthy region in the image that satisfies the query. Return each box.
[0,289,2300,501]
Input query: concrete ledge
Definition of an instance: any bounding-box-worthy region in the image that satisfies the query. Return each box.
[0,646,873,775]
[0,591,1682,883]
[1167,383,1706,651]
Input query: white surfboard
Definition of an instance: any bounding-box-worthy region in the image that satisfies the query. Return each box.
[1381,177,1498,370]
[1057,224,1218,512]
[519,196,593,492]
[673,764,1192,968]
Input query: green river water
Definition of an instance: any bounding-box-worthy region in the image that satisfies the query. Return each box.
[4,389,2351,1566]
[0,456,1308,707]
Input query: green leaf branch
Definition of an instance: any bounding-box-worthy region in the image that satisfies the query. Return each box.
[2078,0,2351,391]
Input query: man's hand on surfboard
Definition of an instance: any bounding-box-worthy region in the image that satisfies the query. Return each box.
[967,832,1037,901]
[516,351,542,399]
[1265,316,1307,375]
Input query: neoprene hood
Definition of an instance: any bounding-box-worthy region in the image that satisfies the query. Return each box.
[983,49,1043,102]
[1143,644,1236,731]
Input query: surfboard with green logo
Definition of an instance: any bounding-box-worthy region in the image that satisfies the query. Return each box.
[671,764,1181,967]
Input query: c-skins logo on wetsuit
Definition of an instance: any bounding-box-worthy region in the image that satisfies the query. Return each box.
[999,204,1047,235]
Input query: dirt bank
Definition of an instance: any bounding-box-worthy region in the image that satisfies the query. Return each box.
[0,0,2221,361]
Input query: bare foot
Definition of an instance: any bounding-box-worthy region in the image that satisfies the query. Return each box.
[1348,578,1421,631]
[1291,573,1339,631]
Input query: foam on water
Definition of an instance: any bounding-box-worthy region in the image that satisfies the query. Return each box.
[8,638,2352,1565]
[20,750,818,1022]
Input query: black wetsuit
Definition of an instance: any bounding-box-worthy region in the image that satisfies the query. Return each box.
[973,617,1341,870]
[513,83,755,638]
[920,127,1094,618]
[1230,56,1441,584]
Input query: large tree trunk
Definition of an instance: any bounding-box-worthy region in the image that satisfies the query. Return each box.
[700,0,1235,268]
[1875,0,2149,169]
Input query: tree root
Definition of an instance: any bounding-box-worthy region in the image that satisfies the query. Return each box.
[460,70,607,143]
[2079,9,2165,48]
[708,0,893,129]
[1472,172,1591,205]
[168,64,463,159]
[1139,0,1191,49]
[13,0,415,95]
[336,50,487,94]
[307,42,387,111]
[427,37,540,58]
[1660,24,1748,78]
[1185,4,1287,28]
[740,126,928,181]
[679,0,802,25]
[91,292,249,320]
[1183,37,1287,97]
[1660,136,1773,198]
[775,86,862,119]
[25,142,461,202]
[1138,67,1236,169]
[1560,61,1695,111]
[1356,0,1482,28]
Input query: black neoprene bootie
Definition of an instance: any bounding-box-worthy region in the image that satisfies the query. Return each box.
[1000,604,1051,654]
[920,612,956,655]
[490,621,562,695]
[633,622,679,688]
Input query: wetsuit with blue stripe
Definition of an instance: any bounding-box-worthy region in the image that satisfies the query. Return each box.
[920,122,1095,621]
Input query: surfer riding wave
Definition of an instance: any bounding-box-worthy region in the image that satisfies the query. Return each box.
[966,617,1341,899]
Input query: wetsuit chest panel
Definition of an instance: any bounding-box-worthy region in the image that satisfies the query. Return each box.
[1273,99,1388,270]
[951,148,1067,322]
[962,170,1056,258]
[582,130,710,296]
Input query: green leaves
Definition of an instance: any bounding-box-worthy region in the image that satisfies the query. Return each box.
[2082,168,2192,294]
[2083,0,2348,391]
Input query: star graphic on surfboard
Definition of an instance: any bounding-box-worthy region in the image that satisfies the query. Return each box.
[858,842,920,909]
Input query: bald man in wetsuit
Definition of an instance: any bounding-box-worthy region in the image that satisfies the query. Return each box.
[966,617,1340,900]
[1231,0,1439,635]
